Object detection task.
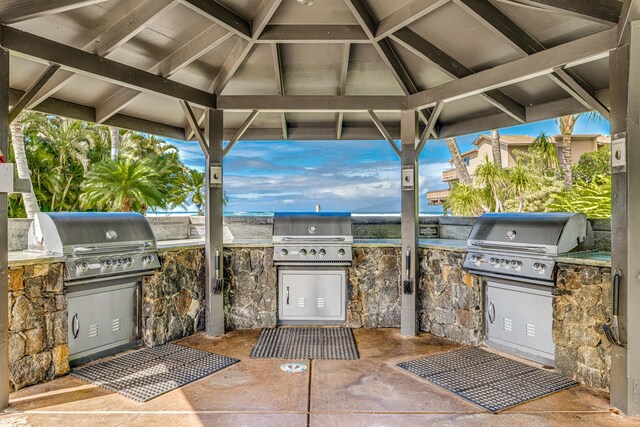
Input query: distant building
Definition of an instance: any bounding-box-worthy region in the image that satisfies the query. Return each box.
[426,133,611,205]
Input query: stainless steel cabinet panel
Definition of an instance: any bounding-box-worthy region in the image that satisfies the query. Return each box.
[485,279,554,364]
[279,269,345,322]
[67,279,138,361]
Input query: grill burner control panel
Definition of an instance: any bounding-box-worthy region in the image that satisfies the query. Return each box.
[463,252,555,284]
[274,245,351,265]
[67,253,160,280]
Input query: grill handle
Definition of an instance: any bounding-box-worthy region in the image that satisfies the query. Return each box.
[469,241,548,254]
[280,237,346,242]
[73,242,150,254]
[488,302,496,324]
[286,286,290,305]
[405,247,411,277]
[72,313,80,338]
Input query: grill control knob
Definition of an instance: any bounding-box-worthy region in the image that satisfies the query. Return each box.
[115,258,123,267]
[490,258,499,266]
[533,262,546,273]
[102,259,114,269]
[319,249,326,256]
[143,255,155,264]
[471,255,481,264]
[338,249,345,256]
[125,257,134,266]
[310,249,317,255]
[280,249,288,256]
[77,262,89,272]
[510,260,522,270]
[300,249,307,256]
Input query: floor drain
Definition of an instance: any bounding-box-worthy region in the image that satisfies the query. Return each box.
[281,362,307,373]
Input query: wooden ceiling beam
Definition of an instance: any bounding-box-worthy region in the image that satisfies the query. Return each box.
[180,0,251,40]
[2,25,216,109]
[0,0,108,24]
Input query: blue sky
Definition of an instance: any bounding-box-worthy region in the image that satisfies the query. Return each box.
[170,117,610,215]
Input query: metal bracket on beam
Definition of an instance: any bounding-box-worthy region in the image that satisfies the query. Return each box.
[368,110,401,158]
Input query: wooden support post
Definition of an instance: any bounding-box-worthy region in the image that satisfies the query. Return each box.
[609,20,640,416]
[400,109,419,336]
[204,109,225,336]
[0,47,9,410]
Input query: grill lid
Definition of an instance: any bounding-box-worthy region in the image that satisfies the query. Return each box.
[273,212,352,238]
[29,212,156,255]
[467,212,592,255]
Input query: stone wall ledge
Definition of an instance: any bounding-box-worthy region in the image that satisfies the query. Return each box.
[8,241,611,268]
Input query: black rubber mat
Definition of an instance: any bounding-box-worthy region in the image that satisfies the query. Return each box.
[397,347,577,413]
[71,343,239,402]
[251,327,359,360]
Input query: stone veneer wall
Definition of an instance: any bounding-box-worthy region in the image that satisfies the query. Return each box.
[418,249,482,345]
[224,247,277,329]
[5,245,612,393]
[7,264,69,391]
[346,247,402,328]
[142,249,206,346]
[553,264,612,390]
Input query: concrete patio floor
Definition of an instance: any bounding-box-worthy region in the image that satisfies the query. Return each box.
[0,329,637,427]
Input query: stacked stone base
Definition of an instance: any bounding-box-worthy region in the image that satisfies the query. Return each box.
[8,264,69,391]
[6,246,612,394]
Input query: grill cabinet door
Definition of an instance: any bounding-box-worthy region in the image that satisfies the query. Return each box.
[485,280,554,363]
[67,279,138,362]
[279,269,345,322]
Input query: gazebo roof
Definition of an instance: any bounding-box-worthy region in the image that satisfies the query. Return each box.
[2,0,620,142]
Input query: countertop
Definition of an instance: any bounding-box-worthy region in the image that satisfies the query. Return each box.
[8,239,611,267]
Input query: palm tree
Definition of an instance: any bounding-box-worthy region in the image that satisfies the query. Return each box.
[509,160,540,212]
[110,126,120,160]
[33,116,91,210]
[445,137,472,184]
[532,131,560,170]
[491,129,502,168]
[181,169,206,215]
[10,112,40,218]
[475,155,507,212]
[80,158,165,212]
[555,111,607,189]
[443,183,485,216]
[556,115,577,188]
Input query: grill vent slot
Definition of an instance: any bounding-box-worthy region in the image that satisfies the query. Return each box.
[88,323,99,338]
[297,298,306,308]
[503,318,512,332]
[112,318,121,332]
[526,323,536,337]
[317,298,326,308]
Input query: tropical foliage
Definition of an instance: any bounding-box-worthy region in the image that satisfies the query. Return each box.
[548,175,611,218]
[8,112,219,218]
[442,127,611,218]
[573,146,611,183]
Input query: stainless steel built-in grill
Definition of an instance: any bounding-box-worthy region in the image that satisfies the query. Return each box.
[28,212,161,364]
[462,212,594,365]
[272,212,353,324]
[272,212,353,266]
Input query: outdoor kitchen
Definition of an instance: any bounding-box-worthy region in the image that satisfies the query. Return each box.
[5,213,613,393]
[1,0,638,425]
